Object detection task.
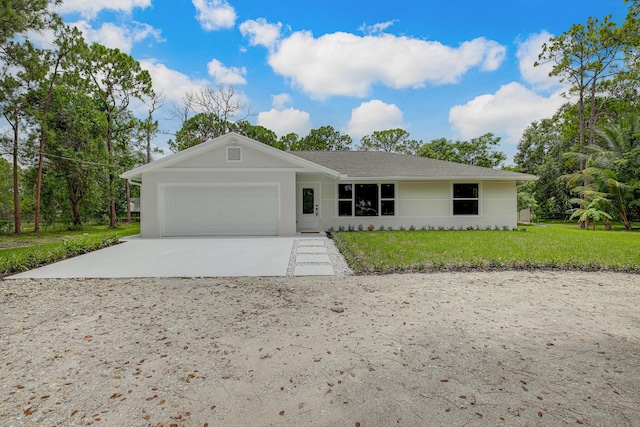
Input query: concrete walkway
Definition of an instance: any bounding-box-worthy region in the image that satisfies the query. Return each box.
[288,237,337,276]
[7,235,348,279]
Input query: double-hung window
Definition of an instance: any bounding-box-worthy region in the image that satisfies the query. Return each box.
[338,183,395,217]
[453,183,479,215]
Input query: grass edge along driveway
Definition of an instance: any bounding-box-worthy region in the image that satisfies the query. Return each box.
[0,224,140,277]
[333,225,640,274]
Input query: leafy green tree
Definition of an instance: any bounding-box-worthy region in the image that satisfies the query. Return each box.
[562,112,640,230]
[296,126,352,151]
[0,41,49,234]
[596,113,640,221]
[235,121,279,147]
[0,0,59,55]
[44,86,106,227]
[31,24,86,232]
[515,113,575,218]
[278,133,300,151]
[537,2,639,165]
[563,151,631,229]
[418,133,506,168]
[168,113,225,152]
[80,43,154,227]
[395,138,424,156]
[358,128,409,152]
[0,157,12,220]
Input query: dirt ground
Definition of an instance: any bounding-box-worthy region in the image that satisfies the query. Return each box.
[1,271,639,427]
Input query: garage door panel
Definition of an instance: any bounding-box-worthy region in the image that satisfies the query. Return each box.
[161,184,279,236]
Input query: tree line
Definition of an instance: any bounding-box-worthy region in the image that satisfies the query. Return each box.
[1,0,638,232]
[515,0,640,229]
[1,1,159,233]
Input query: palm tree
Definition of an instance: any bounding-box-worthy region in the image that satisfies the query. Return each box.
[568,197,613,230]
[562,113,639,230]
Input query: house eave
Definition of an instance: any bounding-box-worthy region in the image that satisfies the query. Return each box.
[334,175,539,181]
[120,132,342,181]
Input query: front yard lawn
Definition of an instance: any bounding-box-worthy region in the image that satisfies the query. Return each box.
[333,224,640,274]
[0,223,140,277]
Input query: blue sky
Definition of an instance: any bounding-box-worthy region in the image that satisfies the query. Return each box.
[53,0,630,162]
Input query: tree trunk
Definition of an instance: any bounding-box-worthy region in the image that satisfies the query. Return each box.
[146,124,151,163]
[125,179,131,223]
[107,111,117,228]
[35,57,62,233]
[68,190,82,229]
[34,137,44,233]
[12,118,21,235]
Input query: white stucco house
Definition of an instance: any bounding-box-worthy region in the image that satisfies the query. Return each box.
[120,132,537,237]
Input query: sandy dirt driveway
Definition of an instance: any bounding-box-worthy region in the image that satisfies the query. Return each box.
[1,271,639,426]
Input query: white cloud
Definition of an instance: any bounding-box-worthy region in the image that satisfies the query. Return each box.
[271,93,292,109]
[267,31,506,99]
[207,59,247,85]
[347,100,405,139]
[449,82,565,142]
[192,0,236,31]
[139,59,210,102]
[55,0,151,18]
[257,108,311,138]
[70,20,163,53]
[239,18,282,49]
[358,20,396,36]
[517,31,563,91]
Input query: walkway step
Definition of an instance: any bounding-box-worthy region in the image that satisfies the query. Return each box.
[294,264,335,276]
[289,237,340,277]
[296,254,331,263]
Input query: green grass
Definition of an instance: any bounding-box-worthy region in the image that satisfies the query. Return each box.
[333,224,640,274]
[0,223,140,277]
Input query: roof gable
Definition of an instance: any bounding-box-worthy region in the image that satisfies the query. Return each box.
[121,133,341,181]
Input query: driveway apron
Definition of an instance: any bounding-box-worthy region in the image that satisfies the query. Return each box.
[7,236,342,279]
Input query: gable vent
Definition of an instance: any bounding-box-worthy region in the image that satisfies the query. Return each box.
[227,146,242,162]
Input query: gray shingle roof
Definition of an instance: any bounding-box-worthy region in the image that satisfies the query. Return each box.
[290,151,537,180]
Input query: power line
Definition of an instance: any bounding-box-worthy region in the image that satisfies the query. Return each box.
[42,152,132,170]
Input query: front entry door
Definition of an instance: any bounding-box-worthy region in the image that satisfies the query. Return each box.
[297,183,319,231]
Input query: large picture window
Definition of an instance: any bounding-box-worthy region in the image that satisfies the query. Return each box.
[453,183,479,215]
[338,183,395,217]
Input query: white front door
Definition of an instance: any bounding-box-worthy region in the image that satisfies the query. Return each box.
[297,183,319,231]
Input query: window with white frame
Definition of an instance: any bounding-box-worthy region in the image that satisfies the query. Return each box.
[338,183,395,217]
[453,183,479,215]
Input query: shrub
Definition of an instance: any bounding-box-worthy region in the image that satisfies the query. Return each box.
[1,234,120,277]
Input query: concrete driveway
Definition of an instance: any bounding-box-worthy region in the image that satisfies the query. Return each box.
[7,235,344,279]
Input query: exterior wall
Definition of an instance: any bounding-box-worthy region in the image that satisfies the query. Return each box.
[304,178,519,231]
[140,170,296,237]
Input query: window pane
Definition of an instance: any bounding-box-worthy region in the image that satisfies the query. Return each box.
[381,183,395,199]
[338,184,352,199]
[302,188,314,214]
[338,200,352,216]
[355,184,378,216]
[453,200,478,215]
[381,200,395,216]
[453,183,478,199]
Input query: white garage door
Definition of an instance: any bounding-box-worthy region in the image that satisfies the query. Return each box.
[160,184,280,237]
